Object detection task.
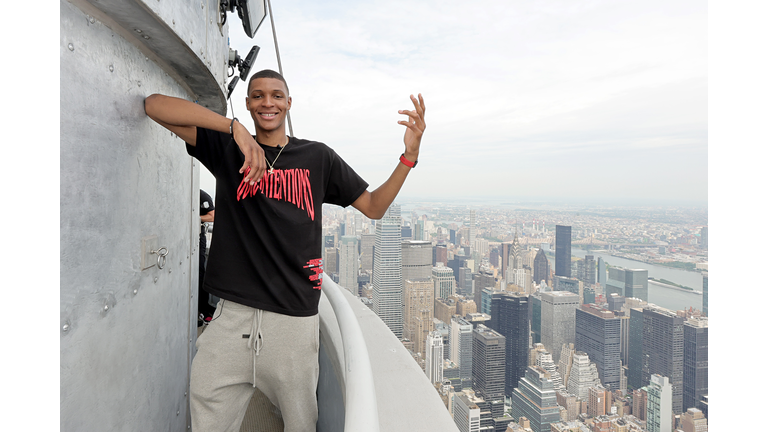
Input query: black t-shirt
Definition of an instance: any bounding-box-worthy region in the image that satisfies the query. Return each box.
[186,127,368,316]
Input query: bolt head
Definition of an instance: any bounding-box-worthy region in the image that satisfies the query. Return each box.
[67,43,74,51]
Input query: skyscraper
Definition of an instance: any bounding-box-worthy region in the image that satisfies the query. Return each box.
[647,374,674,432]
[628,307,645,390]
[372,203,404,338]
[360,233,375,273]
[510,366,561,432]
[683,317,708,413]
[540,291,579,364]
[338,235,359,294]
[401,240,433,282]
[533,248,550,286]
[584,255,596,285]
[575,304,622,391]
[432,263,456,300]
[468,209,476,254]
[472,325,506,419]
[450,316,474,391]
[702,272,708,317]
[425,330,444,384]
[565,351,601,400]
[403,279,434,356]
[555,225,572,278]
[642,305,684,414]
[597,257,606,287]
[606,267,648,301]
[489,292,529,397]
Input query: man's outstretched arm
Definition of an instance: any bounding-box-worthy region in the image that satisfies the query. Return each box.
[144,94,267,184]
[352,94,426,220]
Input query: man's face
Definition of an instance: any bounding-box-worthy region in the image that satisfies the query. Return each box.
[245,78,292,134]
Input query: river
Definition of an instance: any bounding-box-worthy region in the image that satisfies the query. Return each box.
[565,249,704,312]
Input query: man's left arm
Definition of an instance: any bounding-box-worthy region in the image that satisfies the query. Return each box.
[351,94,426,219]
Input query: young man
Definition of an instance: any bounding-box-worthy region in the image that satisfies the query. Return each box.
[144,69,425,432]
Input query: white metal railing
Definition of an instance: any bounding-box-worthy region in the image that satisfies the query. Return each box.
[321,276,380,432]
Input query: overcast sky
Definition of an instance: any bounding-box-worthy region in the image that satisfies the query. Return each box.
[207,0,707,206]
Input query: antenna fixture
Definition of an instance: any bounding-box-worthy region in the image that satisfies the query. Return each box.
[227,45,260,99]
[220,0,267,38]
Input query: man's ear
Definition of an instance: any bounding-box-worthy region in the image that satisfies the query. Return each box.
[287,96,292,110]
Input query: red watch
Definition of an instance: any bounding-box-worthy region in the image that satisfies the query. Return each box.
[400,153,418,168]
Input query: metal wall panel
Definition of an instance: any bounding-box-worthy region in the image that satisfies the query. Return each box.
[60,0,228,429]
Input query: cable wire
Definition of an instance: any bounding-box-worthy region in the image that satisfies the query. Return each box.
[266,0,293,137]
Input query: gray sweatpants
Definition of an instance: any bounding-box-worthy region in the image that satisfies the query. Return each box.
[190,300,320,432]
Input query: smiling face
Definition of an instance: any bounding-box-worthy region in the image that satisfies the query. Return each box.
[245,77,292,137]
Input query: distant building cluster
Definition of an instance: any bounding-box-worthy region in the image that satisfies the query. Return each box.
[321,203,708,432]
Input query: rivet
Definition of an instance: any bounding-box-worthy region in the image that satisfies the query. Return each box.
[135,28,142,34]
[184,392,187,396]
[63,324,70,332]
[133,289,138,295]
[201,2,204,8]
[177,410,180,416]
[173,19,175,25]
[109,64,114,72]
[104,305,109,311]
[169,268,172,273]
[154,277,158,283]
[143,35,150,40]
[89,16,95,24]
[138,81,142,87]
[68,43,74,51]
[189,338,192,342]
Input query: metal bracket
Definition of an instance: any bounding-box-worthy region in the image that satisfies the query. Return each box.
[151,247,169,270]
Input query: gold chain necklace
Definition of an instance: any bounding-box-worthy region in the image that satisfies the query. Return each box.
[263,137,289,175]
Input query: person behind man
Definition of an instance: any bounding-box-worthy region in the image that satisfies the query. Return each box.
[198,189,216,325]
[144,69,426,431]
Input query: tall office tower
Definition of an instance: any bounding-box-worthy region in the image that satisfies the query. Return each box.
[555,225,572,278]
[360,233,375,273]
[472,325,506,419]
[700,227,708,248]
[627,307,645,390]
[588,385,610,418]
[489,292,529,398]
[583,287,595,305]
[530,291,542,345]
[468,209,476,254]
[607,267,649,301]
[413,219,424,241]
[533,248,550,286]
[403,279,434,356]
[354,212,363,236]
[473,268,495,309]
[372,203,404,338]
[434,244,448,266]
[324,247,338,275]
[632,388,648,421]
[434,297,457,325]
[434,319,451,359]
[433,263,456,300]
[540,291,579,364]
[534,350,564,391]
[401,240,433,282]
[425,331,444,384]
[458,266,473,297]
[683,317,708,412]
[701,272,708,317]
[647,374,674,432]
[584,255,596,285]
[509,233,523,271]
[400,225,412,239]
[575,304,622,391]
[680,407,708,432]
[450,317,474,390]
[452,391,481,432]
[558,343,575,386]
[338,235,359,294]
[552,276,581,300]
[597,257,606,287]
[510,366,561,432]
[642,305,684,414]
[566,352,601,400]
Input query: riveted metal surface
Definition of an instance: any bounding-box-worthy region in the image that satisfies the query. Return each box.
[60,0,219,429]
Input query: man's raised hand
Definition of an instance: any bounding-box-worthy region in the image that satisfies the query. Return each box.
[398,94,426,161]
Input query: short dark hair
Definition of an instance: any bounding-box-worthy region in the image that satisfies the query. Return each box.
[247,69,290,95]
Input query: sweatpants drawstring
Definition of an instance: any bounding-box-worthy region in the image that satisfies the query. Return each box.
[246,309,264,388]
